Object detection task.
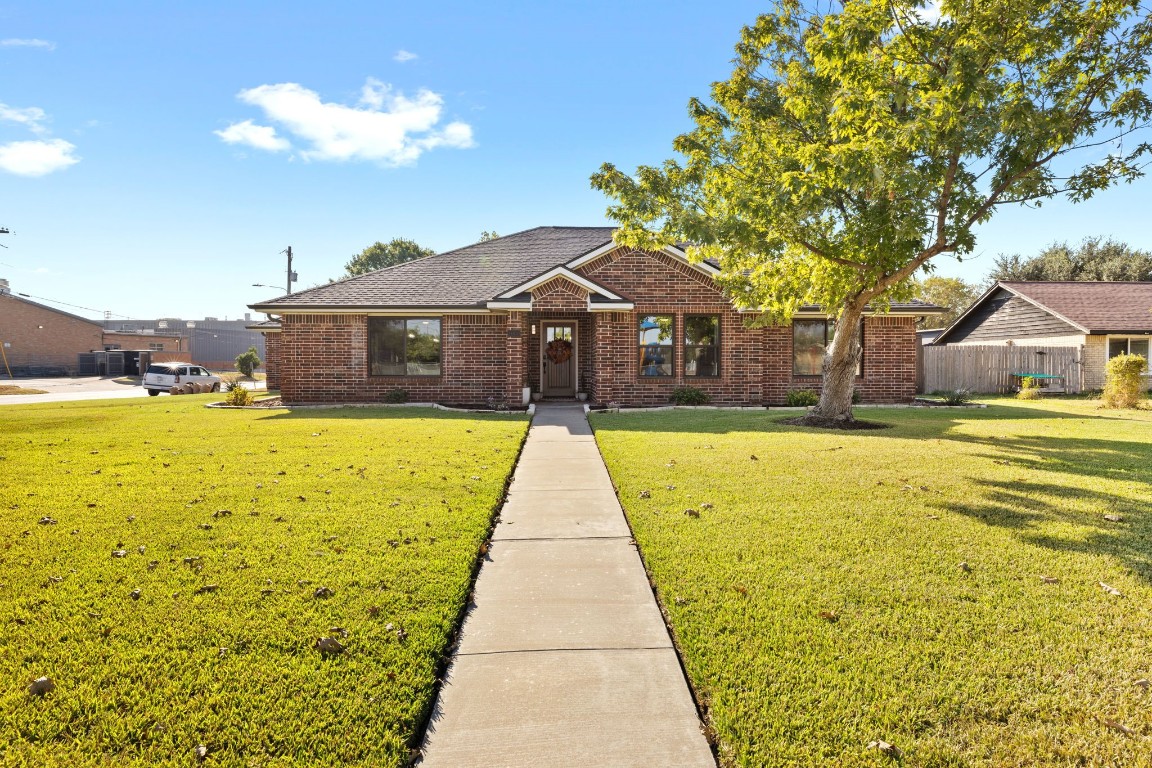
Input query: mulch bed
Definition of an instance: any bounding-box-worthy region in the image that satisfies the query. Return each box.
[777,415,891,430]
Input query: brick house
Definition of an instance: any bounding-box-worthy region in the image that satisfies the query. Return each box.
[0,286,103,375]
[934,281,1152,389]
[249,227,939,406]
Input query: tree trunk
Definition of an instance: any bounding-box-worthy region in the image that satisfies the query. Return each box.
[811,301,865,422]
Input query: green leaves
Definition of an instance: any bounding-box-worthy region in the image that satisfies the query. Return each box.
[592,0,1152,317]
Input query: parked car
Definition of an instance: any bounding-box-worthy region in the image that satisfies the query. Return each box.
[142,363,222,396]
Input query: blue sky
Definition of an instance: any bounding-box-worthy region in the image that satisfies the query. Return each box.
[2,1,1150,322]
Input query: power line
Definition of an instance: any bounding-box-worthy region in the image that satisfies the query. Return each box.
[14,291,133,320]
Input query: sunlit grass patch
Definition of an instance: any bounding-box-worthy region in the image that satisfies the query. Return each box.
[1,397,528,766]
[0,385,48,395]
[592,400,1152,767]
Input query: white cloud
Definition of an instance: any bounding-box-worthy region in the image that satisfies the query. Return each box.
[0,103,48,133]
[214,119,290,151]
[0,139,79,176]
[0,38,56,50]
[222,78,474,167]
[393,49,417,63]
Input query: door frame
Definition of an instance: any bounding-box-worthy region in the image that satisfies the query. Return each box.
[541,320,578,398]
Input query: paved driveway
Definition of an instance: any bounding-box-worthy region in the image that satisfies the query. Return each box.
[0,377,265,406]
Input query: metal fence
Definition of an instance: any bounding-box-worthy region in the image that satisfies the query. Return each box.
[920,344,1082,394]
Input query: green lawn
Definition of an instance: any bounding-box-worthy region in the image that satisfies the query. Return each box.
[592,399,1152,767]
[1,397,528,766]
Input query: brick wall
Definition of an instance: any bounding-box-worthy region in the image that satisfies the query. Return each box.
[577,248,766,406]
[762,316,918,404]
[279,314,510,405]
[1082,335,1107,390]
[274,247,921,407]
[0,293,103,373]
[263,332,281,390]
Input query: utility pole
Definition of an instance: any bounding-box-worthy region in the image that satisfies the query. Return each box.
[284,246,297,295]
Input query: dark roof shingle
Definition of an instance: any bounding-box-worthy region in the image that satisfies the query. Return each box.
[1001,281,1152,332]
[250,227,615,310]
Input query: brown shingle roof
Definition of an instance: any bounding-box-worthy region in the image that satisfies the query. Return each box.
[1000,281,1152,333]
[249,227,616,311]
[247,225,947,315]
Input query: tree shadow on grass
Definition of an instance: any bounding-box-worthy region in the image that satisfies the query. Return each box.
[940,477,1152,583]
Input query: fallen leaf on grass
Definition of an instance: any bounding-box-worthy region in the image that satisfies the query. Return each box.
[197,524,212,530]
[329,626,349,638]
[733,585,748,596]
[867,740,901,757]
[27,676,55,696]
[959,562,972,573]
[750,455,758,461]
[1104,719,1134,735]
[1133,679,1149,690]
[1099,582,1123,597]
[1040,575,1059,584]
[194,744,208,762]
[315,636,345,656]
[1103,514,1124,523]
[367,606,381,617]
[700,502,713,510]
[194,584,219,595]
[819,611,839,622]
[313,586,334,599]
[111,550,128,558]
[212,509,232,518]
[130,589,141,601]
[37,517,57,525]
[638,490,651,499]
[685,509,700,518]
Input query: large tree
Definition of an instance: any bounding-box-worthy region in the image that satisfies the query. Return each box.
[989,237,1152,282]
[344,238,434,276]
[591,0,1152,423]
[914,276,981,329]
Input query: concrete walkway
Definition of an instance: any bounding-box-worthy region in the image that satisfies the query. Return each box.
[418,404,715,768]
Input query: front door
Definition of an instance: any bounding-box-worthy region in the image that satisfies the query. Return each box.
[542,322,576,398]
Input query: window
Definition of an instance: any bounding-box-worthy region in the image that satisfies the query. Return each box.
[1108,337,1150,360]
[684,316,719,377]
[638,315,673,376]
[148,342,165,351]
[369,317,441,376]
[793,319,862,376]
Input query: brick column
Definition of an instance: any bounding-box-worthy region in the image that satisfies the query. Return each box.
[506,313,527,405]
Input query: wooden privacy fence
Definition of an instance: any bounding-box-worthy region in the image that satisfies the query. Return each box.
[919,344,1083,394]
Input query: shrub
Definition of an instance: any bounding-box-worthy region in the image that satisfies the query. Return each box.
[932,388,973,406]
[1102,353,1149,409]
[785,389,819,407]
[235,346,262,378]
[671,386,710,406]
[1016,376,1042,400]
[851,388,863,405]
[384,388,409,404]
[224,386,254,407]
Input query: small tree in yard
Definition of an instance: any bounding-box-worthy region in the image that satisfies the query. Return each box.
[1102,353,1149,409]
[235,346,262,378]
[592,0,1152,425]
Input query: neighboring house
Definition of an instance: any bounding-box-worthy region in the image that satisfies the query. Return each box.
[933,281,1152,389]
[0,283,103,375]
[249,227,941,407]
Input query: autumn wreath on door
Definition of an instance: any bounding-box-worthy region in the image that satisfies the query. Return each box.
[545,338,573,364]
